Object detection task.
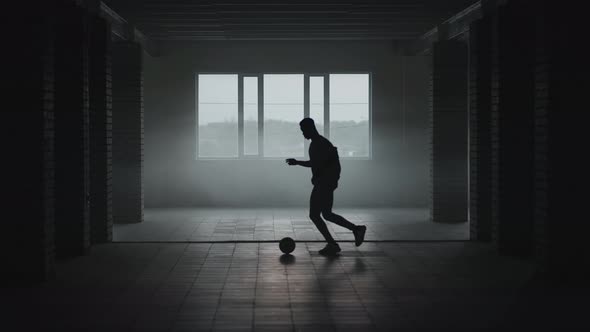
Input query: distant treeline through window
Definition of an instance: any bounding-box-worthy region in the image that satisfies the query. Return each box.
[197,73,370,159]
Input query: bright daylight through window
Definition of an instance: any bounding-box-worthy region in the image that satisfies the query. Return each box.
[196,73,370,159]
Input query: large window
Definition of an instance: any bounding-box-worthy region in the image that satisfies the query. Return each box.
[310,76,325,136]
[264,74,304,157]
[196,73,371,159]
[329,74,370,157]
[197,74,239,158]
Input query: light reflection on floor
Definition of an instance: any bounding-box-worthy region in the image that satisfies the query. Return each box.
[114,208,469,242]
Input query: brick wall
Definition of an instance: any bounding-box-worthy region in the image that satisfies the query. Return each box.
[4,3,56,282]
[468,16,493,241]
[490,9,500,248]
[4,0,134,280]
[533,0,589,280]
[430,40,469,223]
[42,12,57,281]
[470,0,589,278]
[88,15,113,243]
[533,1,550,269]
[54,2,91,257]
[491,0,536,257]
[112,42,144,224]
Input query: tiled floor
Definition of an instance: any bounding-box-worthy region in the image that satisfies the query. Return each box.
[114,208,469,242]
[4,241,588,331]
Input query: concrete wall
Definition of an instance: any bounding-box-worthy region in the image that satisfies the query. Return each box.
[143,41,431,207]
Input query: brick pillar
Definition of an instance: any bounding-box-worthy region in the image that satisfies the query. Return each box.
[112,42,144,224]
[54,1,91,257]
[468,16,494,241]
[430,40,469,223]
[533,0,550,272]
[491,1,536,257]
[4,3,56,282]
[88,15,113,243]
[489,9,501,252]
[534,1,589,280]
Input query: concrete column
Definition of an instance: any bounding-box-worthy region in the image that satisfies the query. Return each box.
[430,40,469,223]
[54,1,91,257]
[468,16,494,241]
[112,42,144,224]
[88,14,113,243]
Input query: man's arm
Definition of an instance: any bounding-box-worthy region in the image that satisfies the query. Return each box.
[286,159,312,167]
[297,160,312,167]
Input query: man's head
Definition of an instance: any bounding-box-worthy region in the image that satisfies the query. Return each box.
[300,118,319,139]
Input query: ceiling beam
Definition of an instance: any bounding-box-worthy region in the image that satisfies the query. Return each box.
[406,1,484,55]
[97,1,160,56]
[97,0,476,42]
[150,35,417,41]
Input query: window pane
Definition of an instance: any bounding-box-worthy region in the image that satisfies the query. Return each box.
[243,77,258,155]
[264,74,304,157]
[198,74,238,158]
[329,74,370,157]
[309,76,324,135]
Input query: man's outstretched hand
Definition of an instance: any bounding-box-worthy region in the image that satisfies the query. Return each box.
[285,158,298,166]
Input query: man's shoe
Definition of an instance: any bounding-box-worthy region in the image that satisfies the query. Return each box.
[319,243,341,256]
[353,225,367,247]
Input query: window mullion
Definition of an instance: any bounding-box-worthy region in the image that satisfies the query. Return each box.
[368,73,373,159]
[195,74,199,159]
[258,74,264,158]
[324,74,330,139]
[304,74,310,159]
[238,74,244,158]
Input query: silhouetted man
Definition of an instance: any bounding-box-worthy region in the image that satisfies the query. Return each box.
[286,118,366,255]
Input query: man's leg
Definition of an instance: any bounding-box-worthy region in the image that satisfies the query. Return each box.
[309,186,337,245]
[320,188,356,230]
[321,187,367,247]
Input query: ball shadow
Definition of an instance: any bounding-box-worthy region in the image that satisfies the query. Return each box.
[279,254,296,265]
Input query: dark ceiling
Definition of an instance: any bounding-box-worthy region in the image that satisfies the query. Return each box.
[104,0,477,41]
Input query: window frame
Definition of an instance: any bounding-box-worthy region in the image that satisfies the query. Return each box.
[195,71,372,160]
[195,73,240,160]
[327,72,373,160]
[240,74,263,159]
